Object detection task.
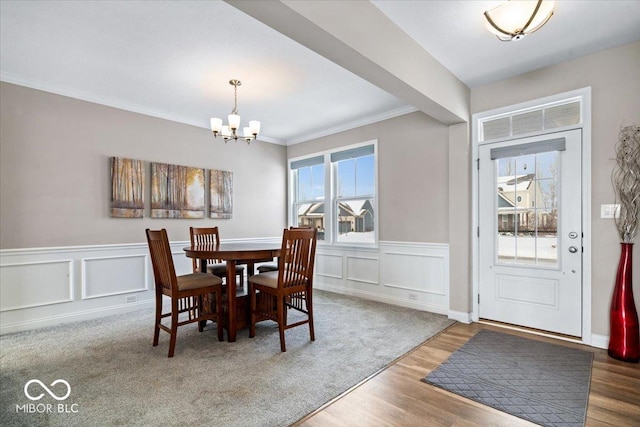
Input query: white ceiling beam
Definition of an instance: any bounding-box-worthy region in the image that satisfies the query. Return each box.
[227,0,469,125]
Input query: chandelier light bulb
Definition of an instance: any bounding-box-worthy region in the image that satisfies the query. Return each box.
[249,120,261,136]
[210,118,222,135]
[228,114,240,131]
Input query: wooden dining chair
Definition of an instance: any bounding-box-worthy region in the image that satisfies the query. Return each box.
[189,226,245,288]
[146,229,223,357]
[248,227,317,352]
[256,225,314,273]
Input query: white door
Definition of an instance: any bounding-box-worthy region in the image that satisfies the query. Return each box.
[478,129,583,337]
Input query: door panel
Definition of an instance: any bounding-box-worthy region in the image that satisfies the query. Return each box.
[478,130,582,337]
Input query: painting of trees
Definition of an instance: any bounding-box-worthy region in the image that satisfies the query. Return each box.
[110,157,145,218]
[151,162,205,218]
[210,169,233,219]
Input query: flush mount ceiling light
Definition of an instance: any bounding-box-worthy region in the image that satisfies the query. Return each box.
[484,0,555,41]
[210,79,260,144]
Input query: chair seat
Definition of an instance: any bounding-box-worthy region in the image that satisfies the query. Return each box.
[257,264,278,273]
[177,272,222,291]
[207,263,245,276]
[249,270,307,289]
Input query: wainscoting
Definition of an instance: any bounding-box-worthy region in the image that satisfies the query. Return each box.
[314,241,450,315]
[0,240,450,335]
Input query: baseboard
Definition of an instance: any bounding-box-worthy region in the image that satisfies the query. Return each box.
[0,300,154,335]
[590,334,609,350]
[448,310,472,324]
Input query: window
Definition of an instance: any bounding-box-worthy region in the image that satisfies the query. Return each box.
[289,141,377,245]
[480,99,581,142]
[291,156,325,240]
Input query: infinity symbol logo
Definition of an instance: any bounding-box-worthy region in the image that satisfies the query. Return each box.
[24,379,71,401]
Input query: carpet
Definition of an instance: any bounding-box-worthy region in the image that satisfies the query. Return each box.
[423,329,594,427]
[0,290,454,427]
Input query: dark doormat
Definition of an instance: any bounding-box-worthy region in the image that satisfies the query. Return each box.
[423,329,593,427]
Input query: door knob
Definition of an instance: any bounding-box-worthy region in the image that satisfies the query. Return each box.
[568,246,578,253]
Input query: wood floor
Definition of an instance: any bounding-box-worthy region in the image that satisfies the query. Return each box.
[294,322,640,427]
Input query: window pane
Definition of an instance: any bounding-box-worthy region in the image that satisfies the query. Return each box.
[355,154,375,196]
[537,212,558,266]
[297,202,325,240]
[336,159,355,198]
[336,198,374,244]
[497,209,516,263]
[297,164,324,201]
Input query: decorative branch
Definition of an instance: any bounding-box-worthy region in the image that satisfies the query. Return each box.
[612,124,640,243]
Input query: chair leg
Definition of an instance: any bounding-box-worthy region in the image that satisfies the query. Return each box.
[307,289,315,342]
[249,284,256,338]
[277,295,286,352]
[197,295,205,332]
[153,296,162,347]
[215,290,224,342]
[168,301,179,358]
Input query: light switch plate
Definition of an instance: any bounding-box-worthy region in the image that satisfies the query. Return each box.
[601,204,620,219]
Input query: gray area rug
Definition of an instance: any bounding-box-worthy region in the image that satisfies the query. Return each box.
[0,290,454,426]
[423,329,594,427]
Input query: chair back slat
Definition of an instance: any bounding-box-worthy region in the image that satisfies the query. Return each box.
[278,228,317,289]
[189,227,222,270]
[146,229,177,295]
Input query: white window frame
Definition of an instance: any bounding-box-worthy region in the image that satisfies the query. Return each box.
[288,139,378,247]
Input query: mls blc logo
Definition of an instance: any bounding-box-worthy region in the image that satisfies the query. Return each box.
[24,379,71,401]
[16,379,79,414]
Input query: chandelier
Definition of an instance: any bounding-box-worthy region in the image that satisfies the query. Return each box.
[210,79,260,143]
[484,0,555,41]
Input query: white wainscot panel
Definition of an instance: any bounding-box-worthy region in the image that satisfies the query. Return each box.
[0,260,73,311]
[82,254,148,299]
[346,256,379,285]
[383,252,446,296]
[316,253,343,279]
[314,242,449,315]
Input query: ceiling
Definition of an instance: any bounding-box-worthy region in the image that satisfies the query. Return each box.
[1,1,639,145]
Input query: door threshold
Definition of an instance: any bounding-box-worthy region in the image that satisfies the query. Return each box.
[478,319,583,344]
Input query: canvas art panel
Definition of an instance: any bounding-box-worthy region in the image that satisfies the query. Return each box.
[210,169,233,219]
[110,157,145,218]
[151,162,205,219]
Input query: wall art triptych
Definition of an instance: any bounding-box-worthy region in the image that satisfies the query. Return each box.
[109,157,233,219]
[110,157,145,218]
[151,162,205,219]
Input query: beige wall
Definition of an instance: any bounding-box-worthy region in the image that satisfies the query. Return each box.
[287,111,450,244]
[0,82,288,249]
[470,40,640,336]
[447,122,471,314]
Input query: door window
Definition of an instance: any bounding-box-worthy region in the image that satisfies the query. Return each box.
[495,151,559,267]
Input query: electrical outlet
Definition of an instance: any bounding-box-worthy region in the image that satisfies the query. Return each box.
[601,204,620,219]
[408,293,418,301]
[125,295,137,304]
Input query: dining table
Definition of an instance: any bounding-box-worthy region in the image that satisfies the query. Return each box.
[183,241,281,342]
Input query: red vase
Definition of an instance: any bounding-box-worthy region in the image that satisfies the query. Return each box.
[608,243,640,363]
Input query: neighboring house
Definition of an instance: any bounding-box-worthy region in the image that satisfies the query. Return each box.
[497,173,557,234]
[297,202,325,231]
[298,199,374,235]
[337,199,374,234]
